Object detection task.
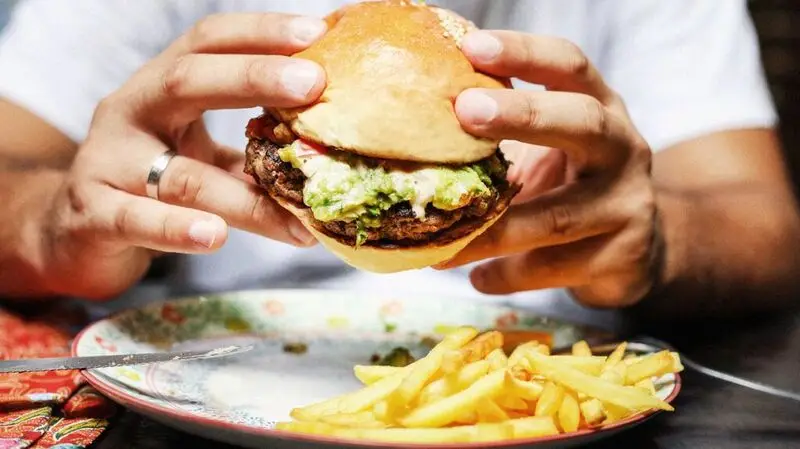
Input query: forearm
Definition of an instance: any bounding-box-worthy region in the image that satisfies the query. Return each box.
[0,168,65,297]
[633,182,800,322]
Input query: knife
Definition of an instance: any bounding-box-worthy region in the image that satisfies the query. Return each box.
[0,344,254,373]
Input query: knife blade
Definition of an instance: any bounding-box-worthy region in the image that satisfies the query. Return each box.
[0,344,254,373]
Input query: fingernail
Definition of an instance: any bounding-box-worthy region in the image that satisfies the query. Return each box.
[189,218,224,249]
[281,61,322,99]
[456,90,498,125]
[289,17,327,45]
[289,221,316,246]
[463,31,503,63]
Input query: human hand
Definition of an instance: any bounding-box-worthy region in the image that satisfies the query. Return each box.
[440,31,660,308]
[39,13,328,299]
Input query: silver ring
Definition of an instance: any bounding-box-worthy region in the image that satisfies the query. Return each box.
[146,150,177,200]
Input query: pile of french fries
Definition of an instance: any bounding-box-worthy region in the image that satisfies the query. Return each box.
[276,327,683,444]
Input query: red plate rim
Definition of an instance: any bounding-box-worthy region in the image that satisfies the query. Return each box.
[71,324,682,448]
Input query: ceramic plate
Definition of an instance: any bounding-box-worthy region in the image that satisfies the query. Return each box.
[72,289,680,449]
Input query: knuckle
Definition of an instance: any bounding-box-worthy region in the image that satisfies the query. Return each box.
[58,181,94,238]
[162,55,194,99]
[187,15,221,52]
[248,192,278,226]
[242,58,269,97]
[112,199,137,237]
[93,96,119,119]
[580,96,608,138]
[91,95,129,127]
[521,95,543,131]
[542,204,576,238]
[630,136,653,170]
[561,41,591,78]
[160,161,205,206]
[159,212,177,244]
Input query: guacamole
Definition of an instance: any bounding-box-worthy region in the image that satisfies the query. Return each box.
[279,141,501,246]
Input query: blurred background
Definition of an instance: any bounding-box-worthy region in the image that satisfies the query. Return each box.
[0,0,797,186]
[0,0,11,30]
[751,0,800,190]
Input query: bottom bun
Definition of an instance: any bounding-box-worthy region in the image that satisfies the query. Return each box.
[276,199,509,274]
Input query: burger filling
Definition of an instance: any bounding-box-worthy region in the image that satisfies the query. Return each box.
[245,114,515,248]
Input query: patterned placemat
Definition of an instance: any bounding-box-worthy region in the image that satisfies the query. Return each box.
[0,306,117,449]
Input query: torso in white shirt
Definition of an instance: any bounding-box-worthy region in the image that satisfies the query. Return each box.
[0,0,776,326]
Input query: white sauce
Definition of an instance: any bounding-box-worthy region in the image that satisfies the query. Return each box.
[286,140,483,221]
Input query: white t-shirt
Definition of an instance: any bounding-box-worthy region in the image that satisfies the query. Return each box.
[0,0,777,326]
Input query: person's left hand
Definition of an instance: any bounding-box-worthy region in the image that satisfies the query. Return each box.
[438,31,661,308]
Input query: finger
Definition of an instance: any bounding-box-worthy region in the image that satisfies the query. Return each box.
[88,189,229,254]
[160,13,327,60]
[177,121,249,181]
[99,135,316,247]
[461,31,614,104]
[129,54,325,127]
[436,181,623,269]
[469,236,609,295]
[500,142,566,204]
[455,89,635,171]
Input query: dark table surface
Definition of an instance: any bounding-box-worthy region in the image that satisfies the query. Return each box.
[79,290,800,449]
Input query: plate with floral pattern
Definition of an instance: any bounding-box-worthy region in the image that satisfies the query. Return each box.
[72,289,678,449]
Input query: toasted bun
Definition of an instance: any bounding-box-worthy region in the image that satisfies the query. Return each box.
[271,0,508,164]
[277,198,509,273]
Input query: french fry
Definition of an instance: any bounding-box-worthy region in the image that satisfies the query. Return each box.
[572,340,592,357]
[454,360,492,390]
[372,400,389,421]
[277,421,486,443]
[418,359,490,405]
[599,363,626,386]
[526,352,674,412]
[508,416,560,439]
[471,423,514,442]
[535,356,606,375]
[417,379,451,407]
[602,402,631,424]
[476,398,510,423]
[579,399,606,426]
[486,348,509,371]
[501,330,553,355]
[558,390,580,433]
[285,332,681,444]
[496,395,529,412]
[453,410,478,425]
[460,331,504,363]
[669,352,685,373]
[508,376,544,401]
[386,327,478,413]
[353,365,400,385]
[635,378,657,396]
[622,352,682,371]
[510,366,531,382]
[441,350,465,376]
[508,342,542,367]
[604,342,627,369]
[400,370,507,428]
[534,382,564,417]
[625,351,673,384]
[320,412,386,429]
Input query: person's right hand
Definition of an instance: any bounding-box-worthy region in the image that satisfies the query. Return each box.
[38,13,328,299]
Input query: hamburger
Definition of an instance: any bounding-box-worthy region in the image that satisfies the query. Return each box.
[244,0,520,273]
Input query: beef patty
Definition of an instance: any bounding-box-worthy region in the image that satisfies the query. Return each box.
[244,137,518,247]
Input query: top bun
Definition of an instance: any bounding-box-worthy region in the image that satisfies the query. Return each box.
[270,0,509,164]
